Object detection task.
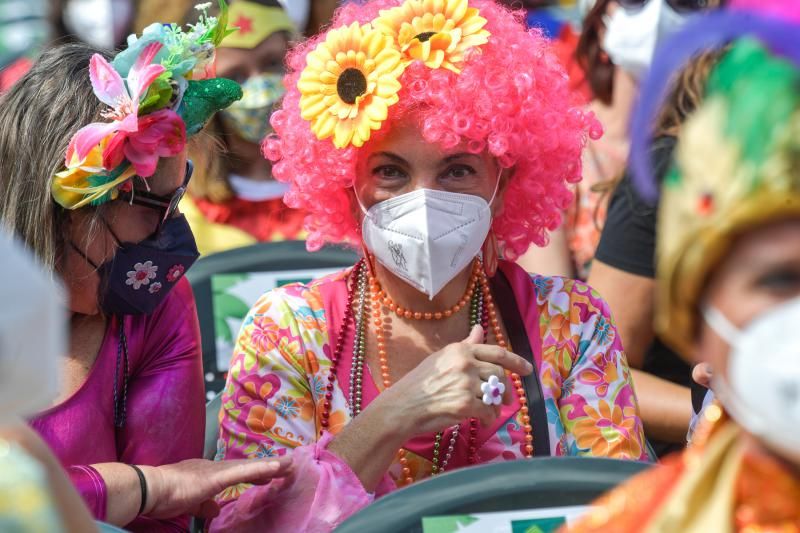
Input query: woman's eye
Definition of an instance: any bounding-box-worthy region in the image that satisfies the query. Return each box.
[225,71,247,84]
[443,164,476,179]
[756,269,800,292]
[372,165,407,180]
[260,59,284,73]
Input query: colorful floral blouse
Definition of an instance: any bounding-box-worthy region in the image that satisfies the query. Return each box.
[210,261,647,532]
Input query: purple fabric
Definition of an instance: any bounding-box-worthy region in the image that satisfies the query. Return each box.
[29,277,205,532]
[629,10,800,201]
[67,465,107,520]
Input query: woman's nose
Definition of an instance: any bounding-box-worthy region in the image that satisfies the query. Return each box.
[407,173,441,191]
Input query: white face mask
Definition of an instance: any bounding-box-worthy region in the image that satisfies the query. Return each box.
[62,0,133,50]
[602,0,688,79]
[277,0,310,32]
[703,299,800,462]
[360,188,494,299]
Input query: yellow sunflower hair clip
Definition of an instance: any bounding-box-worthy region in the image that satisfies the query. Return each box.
[374,0,490,73]
[297,0,490,149]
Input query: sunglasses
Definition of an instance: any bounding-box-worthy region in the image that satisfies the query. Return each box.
[617,0,718,13]
[118,160,194,234]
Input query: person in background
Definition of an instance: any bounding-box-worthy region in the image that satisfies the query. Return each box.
[50,0,136,50]
[518,0,720,455]
[588,50,722,453]
[306,0,345,35]
[0,5,290,530]
[0,230,97,533]
[210,1,647,530]
[278,0,311,33]
[519,0,720,280]
[519,0,631,280]
[183,0,307,255]
[0,0,48,92]
[567,8,800,530]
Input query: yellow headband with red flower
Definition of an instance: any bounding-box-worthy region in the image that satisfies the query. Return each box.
[298,0,490,149]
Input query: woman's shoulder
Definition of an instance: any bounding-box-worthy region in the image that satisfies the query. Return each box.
[529,273,607,313]
[143,276,198,327]
[131,276,201,367]
[245,267,352,324]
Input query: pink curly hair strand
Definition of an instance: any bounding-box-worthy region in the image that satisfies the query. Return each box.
[263,0,602,257]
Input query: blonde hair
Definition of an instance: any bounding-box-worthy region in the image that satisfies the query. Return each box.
[0,44,108,272]
[187,120,236,203]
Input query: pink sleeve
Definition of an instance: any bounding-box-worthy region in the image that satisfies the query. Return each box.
[210,433,394,532]
[67,465,107,521]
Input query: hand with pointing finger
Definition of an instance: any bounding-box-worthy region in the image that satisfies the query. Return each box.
[380,324,533,437]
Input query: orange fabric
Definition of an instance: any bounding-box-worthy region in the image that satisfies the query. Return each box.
[733,451,800,531]
[193,196,306,242]
[564,452,684,532]
[565,412,800,533]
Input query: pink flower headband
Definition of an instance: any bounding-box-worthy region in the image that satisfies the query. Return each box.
[52,1,242,209]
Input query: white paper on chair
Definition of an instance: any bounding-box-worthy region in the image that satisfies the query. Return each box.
[421,505,589,533]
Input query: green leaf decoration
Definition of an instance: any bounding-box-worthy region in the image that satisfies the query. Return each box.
[214,314,234,345]
[138,76,174,115]
[215,293,251,319]
[213,0,234,46]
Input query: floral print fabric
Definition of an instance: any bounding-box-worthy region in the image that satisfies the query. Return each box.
[214,263,647,521]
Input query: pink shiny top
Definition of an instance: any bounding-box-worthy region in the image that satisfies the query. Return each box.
[30,278,205,532]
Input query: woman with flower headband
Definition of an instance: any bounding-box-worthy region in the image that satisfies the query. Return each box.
[566,6,800,532]
[211,1,647,530]
[0,3,291,531]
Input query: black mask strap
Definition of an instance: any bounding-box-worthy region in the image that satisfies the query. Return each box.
[69,241,100,270]
[100,217,124,247]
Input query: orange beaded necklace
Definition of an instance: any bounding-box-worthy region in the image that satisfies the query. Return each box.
[320,258,534,488]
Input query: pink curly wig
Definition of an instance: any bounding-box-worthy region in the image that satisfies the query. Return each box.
[264,0,601,257]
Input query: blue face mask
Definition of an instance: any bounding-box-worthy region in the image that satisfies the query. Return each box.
[74,214,199,316]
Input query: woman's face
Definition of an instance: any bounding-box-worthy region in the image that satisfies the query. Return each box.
[354,117,503,213]
[693,219,800,382]
[215,32,289,83]
[64,153,188,315]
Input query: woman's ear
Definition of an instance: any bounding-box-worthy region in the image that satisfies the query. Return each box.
[491,167,513,218]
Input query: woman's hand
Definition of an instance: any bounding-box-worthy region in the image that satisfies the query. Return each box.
[692,363,713,389]
[142,457,291,520]
[380,325,534,436]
